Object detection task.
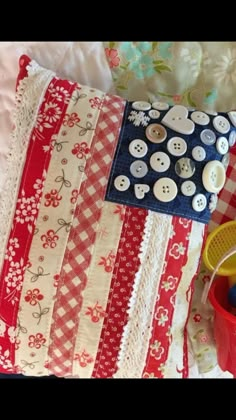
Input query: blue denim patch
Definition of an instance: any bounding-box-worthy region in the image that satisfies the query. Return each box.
[105,102,235,224]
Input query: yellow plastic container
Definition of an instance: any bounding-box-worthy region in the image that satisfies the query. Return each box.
[203,220,236,277]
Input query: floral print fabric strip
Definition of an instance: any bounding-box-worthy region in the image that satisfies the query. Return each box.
[104,42,236,113]
[0,72,69,373]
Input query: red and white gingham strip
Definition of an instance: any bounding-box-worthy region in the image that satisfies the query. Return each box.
[209,150,236,232]
[48,95,125,376]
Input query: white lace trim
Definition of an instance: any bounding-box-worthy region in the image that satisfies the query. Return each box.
[0,59,55,274]
[114,211,172,378]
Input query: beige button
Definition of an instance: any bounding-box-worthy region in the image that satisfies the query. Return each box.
[153,177,178,203]
[191,111,210,126]
[202,160,226,193]
[145,124,167,144]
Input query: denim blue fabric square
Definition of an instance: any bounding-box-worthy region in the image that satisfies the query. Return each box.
[105,102,235,224]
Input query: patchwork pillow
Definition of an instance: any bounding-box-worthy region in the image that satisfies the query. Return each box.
[0,55,235,378]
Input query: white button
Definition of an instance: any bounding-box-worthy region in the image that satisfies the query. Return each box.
[153,178,178,203]
[192,194,207,212]
[129,139,148,158]
[229,131,236,147]
[132,101,151,111]
[213,115,230,134]
[114,175,130,192]
[130,160,148,178]
[200,129,216,146]
[216,136,229,155]
[175,157,196,179]
[167,137,187,157]
[192,145,206,162]
[134,184,150,199]
[221,153,230,170]
[161,105,195,135]
[191,111,210,126]
[152,101,169,111]
[150,151,170,172]
[148,109,160,119]
[202,160,226,193]
[206,110,218,116]
[228,111,236,127]
[181,180,196,197]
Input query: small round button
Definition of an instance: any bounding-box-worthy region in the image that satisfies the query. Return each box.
[213,115,230,134]
[153,178,178,203]
[148,109,160,119]
[221,153,230,170]
[192,194,207,212]
[129,139,148,158]
[130,160,148,178]
[200,129,216,146]
[114,175,130,192]
[145,123,167,144]
[152,101,169,111]
[181,180,196,197]
[202,160,226,193]
[150,151,170,173]
[228,111,236,127]
[167,137,187,157]
[175,157,196,179]
[132,101,151,111]
[191,111,210,126]
[216,136,229,155]
[229,131,236,147]
[192,145,206,162]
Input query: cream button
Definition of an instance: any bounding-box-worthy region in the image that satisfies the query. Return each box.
[150,151,170,172]
[152,101,169,111]
[221,153,230,170]
[192,145,206,162]
[175,157,196,179]
[114,175,130,192]
[134,184,150,199]
[229,131,236,147]
[216,136,229,155]
[167,137,187,157]
[129,139,148,158]
[191,111,210,126]
[228,111,236,127]
[153,178,178,203]
[145,123,167,144]
[130,160,148,178]
[202,160,226,193]
[181,180,196,197]
[213,115,230,134]
[200,129,216,146]
[132,101,151,111]
[148,109,160,119]
[192,194,207,212]
[161,105,195,135]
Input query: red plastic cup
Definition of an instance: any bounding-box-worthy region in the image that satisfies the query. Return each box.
[209,276,236,376]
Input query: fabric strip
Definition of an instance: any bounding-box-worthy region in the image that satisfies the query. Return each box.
[71,202,125,377]
[141,216,192,378]
[163,221,206,378]
[0,74,64,373]
[92,206,147,378]
[114,212,172,378]
[48,94,125,377]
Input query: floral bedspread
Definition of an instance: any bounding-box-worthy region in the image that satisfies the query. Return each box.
[104,41,236,377]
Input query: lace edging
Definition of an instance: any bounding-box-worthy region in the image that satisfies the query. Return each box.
[114,211,172,378]
[0,59,55,273]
